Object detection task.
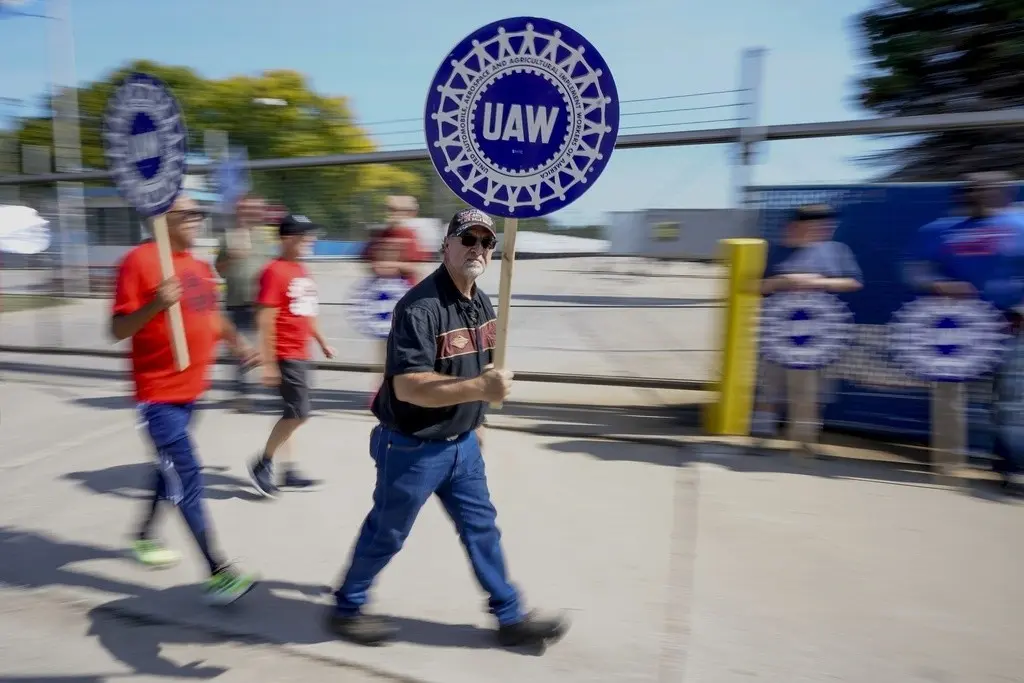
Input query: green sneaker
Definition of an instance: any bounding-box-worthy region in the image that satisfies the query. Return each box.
[203,565,257,606]
[132,539,181,569]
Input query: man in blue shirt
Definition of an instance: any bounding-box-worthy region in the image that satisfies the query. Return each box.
[751,204,863,439]
[903,171,1024,495]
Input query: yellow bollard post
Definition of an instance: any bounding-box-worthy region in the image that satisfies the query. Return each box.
[704,238,767,436]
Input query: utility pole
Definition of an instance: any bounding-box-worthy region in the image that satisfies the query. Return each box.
[730,47,767,237]
[47,0,89,295]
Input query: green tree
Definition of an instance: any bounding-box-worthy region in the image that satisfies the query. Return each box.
[855,0,1024,180]
[13,59,423,234]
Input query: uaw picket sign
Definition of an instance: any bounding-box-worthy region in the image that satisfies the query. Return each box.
[424,16,619,218]
[348,277,412,340]
[102,71,190,371]
[102,72,187,217]
[760,291,855,370]
[889,297,1009,382]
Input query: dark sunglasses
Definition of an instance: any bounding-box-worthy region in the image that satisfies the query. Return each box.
[167,209,206,222]
[458,233,496,250]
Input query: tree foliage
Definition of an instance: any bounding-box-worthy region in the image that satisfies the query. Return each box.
[855,0,1024,180]
[13,59,424,233]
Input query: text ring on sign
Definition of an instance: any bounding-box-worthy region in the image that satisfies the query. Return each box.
[102,72,188,218]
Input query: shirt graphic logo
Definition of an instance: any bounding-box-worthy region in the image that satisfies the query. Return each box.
[286,277,318,317]
[451,334,469,350]
[179,270,216,313]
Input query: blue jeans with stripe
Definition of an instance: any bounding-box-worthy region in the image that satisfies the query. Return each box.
[138,402,224,574]
[334,425,523,626]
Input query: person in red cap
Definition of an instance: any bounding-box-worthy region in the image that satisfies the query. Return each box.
[247,213,336,497]
[111,194,259,605]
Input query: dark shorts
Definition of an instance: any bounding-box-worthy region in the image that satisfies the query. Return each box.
[278,359,311,420]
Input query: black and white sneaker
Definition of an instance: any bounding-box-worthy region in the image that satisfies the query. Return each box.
[248,456,278,498]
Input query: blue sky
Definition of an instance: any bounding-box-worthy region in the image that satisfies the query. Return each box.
[1,0,883,225]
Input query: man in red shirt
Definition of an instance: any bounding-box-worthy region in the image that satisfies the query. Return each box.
[248,214,335,497]
[111,195,258,605]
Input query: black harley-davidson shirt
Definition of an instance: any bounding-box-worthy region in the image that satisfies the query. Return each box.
[371,265,497,440]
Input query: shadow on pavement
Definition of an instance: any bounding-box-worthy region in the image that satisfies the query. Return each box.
[545,438,967,489]
[0,527,506,681]
[62,463,263,503]
[0,358,952,468]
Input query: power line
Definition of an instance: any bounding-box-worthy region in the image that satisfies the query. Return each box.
[620,89,743,105]
[622,102,743,117]
[354,89,744,130]
[621,117,743,131]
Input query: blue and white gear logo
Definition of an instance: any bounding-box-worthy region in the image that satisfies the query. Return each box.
[425,17,619,219]
[102,72,187,218]
[760,291,854,370]
[348,277,412,340]
[888,297,1009,382]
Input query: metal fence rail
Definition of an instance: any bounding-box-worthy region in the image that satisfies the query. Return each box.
[4,109,1024,185]
[4,107,1024,387]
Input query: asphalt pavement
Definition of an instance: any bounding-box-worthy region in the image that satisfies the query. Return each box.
[0,353,1022,682]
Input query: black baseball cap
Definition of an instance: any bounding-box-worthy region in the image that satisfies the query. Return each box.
[447,208,496,238]
[279,213,319,237]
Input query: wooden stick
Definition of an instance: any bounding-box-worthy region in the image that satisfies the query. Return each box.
[151,214,190,371]
[490,217,518,409]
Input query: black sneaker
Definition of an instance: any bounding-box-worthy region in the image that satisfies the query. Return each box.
[496,610,570,648]
[999,474,1024,498]
[325,611,399,646]
[279,468,322,490]
[247,457,278,498]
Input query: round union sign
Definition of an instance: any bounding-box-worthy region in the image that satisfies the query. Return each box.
[888,297,1009,382]
[102,72,188,218]
[424,17,619,219]
[348,276,412,340]
[760,291,855,370]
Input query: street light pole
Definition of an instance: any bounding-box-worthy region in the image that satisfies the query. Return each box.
[47,0,88,296]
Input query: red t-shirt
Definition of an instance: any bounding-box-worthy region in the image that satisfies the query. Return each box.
[113,242,222,404]
[258,259,318,360]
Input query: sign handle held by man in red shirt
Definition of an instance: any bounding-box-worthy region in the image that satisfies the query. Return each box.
[152,213,190,371]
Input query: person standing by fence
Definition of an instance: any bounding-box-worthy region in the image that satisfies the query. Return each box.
[903,171,1024,496]
[214,195,273,411]
[750,204,864,441]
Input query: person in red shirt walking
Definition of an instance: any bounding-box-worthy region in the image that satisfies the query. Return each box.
[111,195,259,605]
[248,214,336,497]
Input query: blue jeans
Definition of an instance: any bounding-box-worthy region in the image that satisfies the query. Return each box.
[228,306,256,397]
[991,330,1024,476]
[138,402,223,574]
[334,425,522,625]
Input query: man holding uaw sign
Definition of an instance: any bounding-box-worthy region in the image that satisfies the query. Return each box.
[328,17,620,650]
[103,72,259,604]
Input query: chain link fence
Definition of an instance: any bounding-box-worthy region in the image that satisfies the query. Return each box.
[0,136,726,384]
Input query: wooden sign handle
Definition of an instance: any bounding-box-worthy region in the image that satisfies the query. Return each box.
[489,217,518,409]
[151,214,190,371]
